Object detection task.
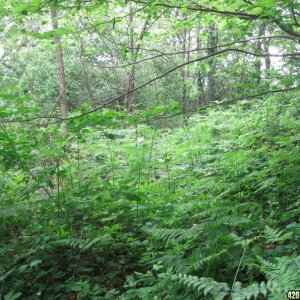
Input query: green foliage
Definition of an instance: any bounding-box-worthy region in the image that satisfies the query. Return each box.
[258,255,300,298]
[170,274,268,300]
[171,274,230,299]
[2,95,298,299]
[1,0,300,298]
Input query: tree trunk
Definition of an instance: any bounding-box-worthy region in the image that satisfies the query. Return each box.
[182,25,188,114]
[197,26,205,106]
[264,36,271,74]
[124,3,135,112]
[50,8,68,130]
[75,18,96,108]
[207,23,217,103]
[255,23,266,85]
[80,46,96,108]
[124,4,149,112]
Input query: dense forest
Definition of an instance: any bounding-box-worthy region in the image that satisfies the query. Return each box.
[0,0,300,299]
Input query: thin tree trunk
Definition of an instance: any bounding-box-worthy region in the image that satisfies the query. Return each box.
[197,26,205,106]
[264,36,271,74]
[256,23,266,85]
[182,24,188,114]
[80,46,96,108]
[50,8,68,130]
[124,3,135,112]
[75,18,96,108]
[124,4,149,112]
[207,23,217,103]
[187,29,191,109]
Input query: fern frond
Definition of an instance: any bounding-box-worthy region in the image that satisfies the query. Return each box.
[145,224,204,244]
[231,281,266,300]
[214,216,251,227]
[171,273,229,300]
[47,235,111,251]
[190,249,228,271]
[258,255,300,297]
[264,225,293,244]
[171,273,267,300]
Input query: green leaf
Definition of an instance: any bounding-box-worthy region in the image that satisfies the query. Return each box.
[30,260,42,267]
[250,7,263,14]
[4,291,22,300]
[0,269,15,282]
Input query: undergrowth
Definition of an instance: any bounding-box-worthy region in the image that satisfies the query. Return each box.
[0,95,299,299]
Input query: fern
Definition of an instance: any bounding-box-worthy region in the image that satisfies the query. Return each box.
[145,224,204,244]
[264,225,293,244]
[171,274,267,300]
[46,235,111,251]
[258,255,300,297]
[171,273,229,300]
[214,215,251,227]
[189,249,228,271]
[231,281,267,300]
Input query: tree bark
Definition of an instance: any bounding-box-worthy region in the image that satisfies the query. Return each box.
[124,3,149,112]
[197,26,205,106]
[124,3,135,112]
[75,18,96,108]
[264,36,271,74]
[182,25,188,113]
[255,23,266,84]
[207,23,217,103]
[50,8,68,129]
[256,23,271,83]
